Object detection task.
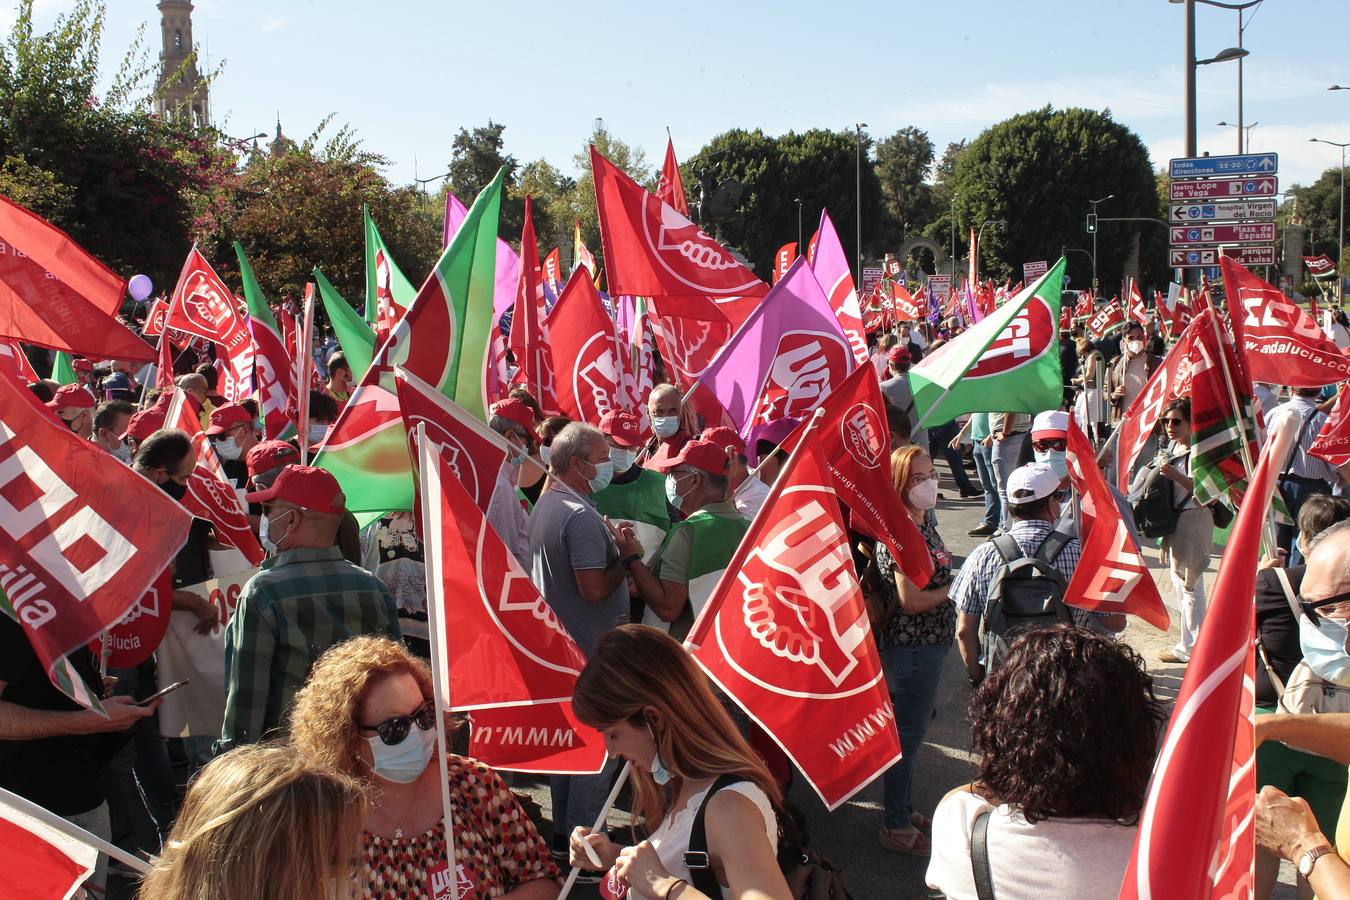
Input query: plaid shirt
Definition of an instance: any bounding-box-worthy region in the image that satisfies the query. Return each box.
[217,546,400,752]
[950,519,1104,629]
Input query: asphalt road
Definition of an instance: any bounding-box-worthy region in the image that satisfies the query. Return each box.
[514,458,1299,899]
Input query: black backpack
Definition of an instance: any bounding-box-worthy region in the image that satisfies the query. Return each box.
[981,531,1075,672]
[686,775,851,899]
[1132,459,1187,539]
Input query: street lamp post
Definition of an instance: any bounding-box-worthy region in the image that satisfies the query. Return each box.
[1217,120,1258,152]
[855,124,867,288]
[950,196,958,278]
[975,219,1007,281]
[795,198,803,251]
[1310,137,1349,300]
[1170,0,1258,156]
[1089,194,1113,295]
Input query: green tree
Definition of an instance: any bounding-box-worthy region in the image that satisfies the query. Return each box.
[949,107,1161,289]
[550,120,650,268]
[875,126,935,238]
[512,158,573,256]
[445,120,522,238]
[1285,167,1347,264]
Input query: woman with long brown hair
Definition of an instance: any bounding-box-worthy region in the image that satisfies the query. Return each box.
[569,625,791,899]
[873,445,956,857]
[138,744,365,900]
[288,636,558,899]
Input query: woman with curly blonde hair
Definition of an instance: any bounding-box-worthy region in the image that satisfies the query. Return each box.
[137,744,364,900]
[568,624,791,900]
[288,636,558,899]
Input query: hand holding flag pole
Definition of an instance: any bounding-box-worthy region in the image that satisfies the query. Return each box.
[555,765,632,900]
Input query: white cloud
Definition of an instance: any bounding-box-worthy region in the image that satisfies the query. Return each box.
[1146,121,1350,189]
[260,14,289,33]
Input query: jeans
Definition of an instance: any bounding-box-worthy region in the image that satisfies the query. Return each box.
[104,662,179,851]
[972,442,1000,529]
[993,433,1028,532]
[1277,476,1331,567]
[550,757,622,849]
[928,422,979,495]
[879,642,951,829]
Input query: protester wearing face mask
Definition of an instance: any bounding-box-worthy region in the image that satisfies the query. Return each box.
[642,383,692,471]
[702,425,770,521]
[46,383,95,437]
[1030,410,1071,484]
[245,438,369,565]
[205,403,259,490]
[290,637,559,899]
[216,465,400,753]
[91,399,135,462]
[593,410,673,566]
[486,398,537,568]
[528,423,640,855]
[626,439,749,641]
[881,345,927,451]
[1105,322,1160,426]
[869,446,956,856]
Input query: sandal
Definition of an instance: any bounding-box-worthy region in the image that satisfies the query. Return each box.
[878,825,932,856]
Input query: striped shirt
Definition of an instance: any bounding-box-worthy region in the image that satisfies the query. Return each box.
[217,546,400,752]
[951,519,1104,629]
[1268,397,1336,483]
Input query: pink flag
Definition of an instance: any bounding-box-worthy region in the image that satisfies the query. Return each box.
[445,192,520,320]
[806,210,868,364]
[695,258,854,438]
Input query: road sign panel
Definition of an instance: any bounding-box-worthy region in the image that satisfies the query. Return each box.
[1168,223,1276,245]
[1022,260,1048,281]
[1168,199,1276,223]
[1169,153,1278,179]
[1169,246,1276,268]
[1169,176,1278,201]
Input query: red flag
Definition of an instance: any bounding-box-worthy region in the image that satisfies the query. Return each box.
[142,298,169,337]
[421,439,606,774]
[1074,291,1094,319]
[591,146,767,302]
[89,568,175,669]
[0,374,191,705]
[1059,305,1073,332]
[546,271,635,426]
[773,242,797,285]
[0,196,152,361]
[154,327,175,390]
[1063,421,1169,629]
[394,367,507,514]
[1087,301,1125,339]
[1222,257,1350,387]
[0,789,100,899]
[1312,386,1350,467]
[1304,254,1337,278]
[687,445,900,809]
[892,283,923,321]
[776,363,935,588]
[0,341,38,384]
[542,247,564,296]
[655,137,690,218]
[165,247,255,401]
[507,197,556,413]
[1127,278,1148,325]
[1115,319,1202,494]
[1119,417,1296,900]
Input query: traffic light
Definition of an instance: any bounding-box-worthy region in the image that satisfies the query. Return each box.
[1086,213,1098,234]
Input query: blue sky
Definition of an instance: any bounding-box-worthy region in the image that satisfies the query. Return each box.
[7,0,1350,197]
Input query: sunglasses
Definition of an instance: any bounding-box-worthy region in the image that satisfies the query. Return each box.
[1032,439,1067,452]
[1299,591,1350,627]
[1160,417,1187,426]
[359,699,436,746]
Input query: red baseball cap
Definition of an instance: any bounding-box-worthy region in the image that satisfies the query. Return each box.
[1031,410,1070,442]
[245,465,345,514]
[246,440,301,477]
[660,439,730,476]
[700,426,746,456]
[72,358,94,374]
[46,384,95,411]
[121,406,167,443]
[204,404,252,436]
[489,398,535,433]
[599,410,644,448]
[887,345,912,364]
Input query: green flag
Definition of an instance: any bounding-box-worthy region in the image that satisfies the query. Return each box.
[909,258,1066,427]
[51,351,76,386]
[363,205,418,326]
[318,170,504,525]
[314,267,376,382]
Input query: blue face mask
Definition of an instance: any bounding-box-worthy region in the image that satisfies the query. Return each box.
[648,725,671,785]
[259,509,293,555]
[587,459,614,493]
[1034,448,1069,480]
[366,723,437,784]
[540,444,551,466]
[1300,616,1350,686]
[651,416,679,439]
[609,447,637,473]
[665,473,691,511]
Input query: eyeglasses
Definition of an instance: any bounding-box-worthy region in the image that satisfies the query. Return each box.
[1298,591,1350,627]
[1052,490,1070,502]
[1160,417,1187,427]
[1032,439,1067,452]
[358,699,436,746]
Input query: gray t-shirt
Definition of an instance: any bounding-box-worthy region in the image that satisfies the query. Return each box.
[529,486,629,656]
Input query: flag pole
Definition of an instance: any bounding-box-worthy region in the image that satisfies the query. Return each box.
[297,283,316,460]
[416,424,459,900]
[556,763,632,900]
[0,785,152,876]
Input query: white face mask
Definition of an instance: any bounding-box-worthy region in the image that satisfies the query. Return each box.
[651,415,680,439]
[609,447,637,473]
[1126,340,1144,355]
[540,444,551,466]
[112,440,133,464]
[1034,448,1069,480]
[308,423,330,444]
[908,477,940,510]
[214,437,243,461]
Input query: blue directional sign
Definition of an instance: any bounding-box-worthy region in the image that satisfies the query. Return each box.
[1169,153,1278,179]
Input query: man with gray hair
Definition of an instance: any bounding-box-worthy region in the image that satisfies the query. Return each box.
[528,421,639,860]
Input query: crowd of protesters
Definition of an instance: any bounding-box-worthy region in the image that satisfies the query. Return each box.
[7,289,1350,900]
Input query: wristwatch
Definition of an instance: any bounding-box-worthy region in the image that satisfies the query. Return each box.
[620,554,642,570]
[1298,844,1336,878]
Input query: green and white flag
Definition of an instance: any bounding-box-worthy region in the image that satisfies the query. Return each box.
[363,205,418,327]
[909,258,1066,427]
[51,351,76,386]
[314,267,376,383]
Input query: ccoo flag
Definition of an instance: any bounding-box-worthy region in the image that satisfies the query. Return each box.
[908,258,1066,427]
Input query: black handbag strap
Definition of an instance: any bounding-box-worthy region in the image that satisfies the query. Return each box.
[971,807,996,900]
[686,774,745,896]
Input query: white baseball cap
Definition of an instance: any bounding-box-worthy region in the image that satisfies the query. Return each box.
[1007,462,1065,504]
[1031,410,1070,441]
